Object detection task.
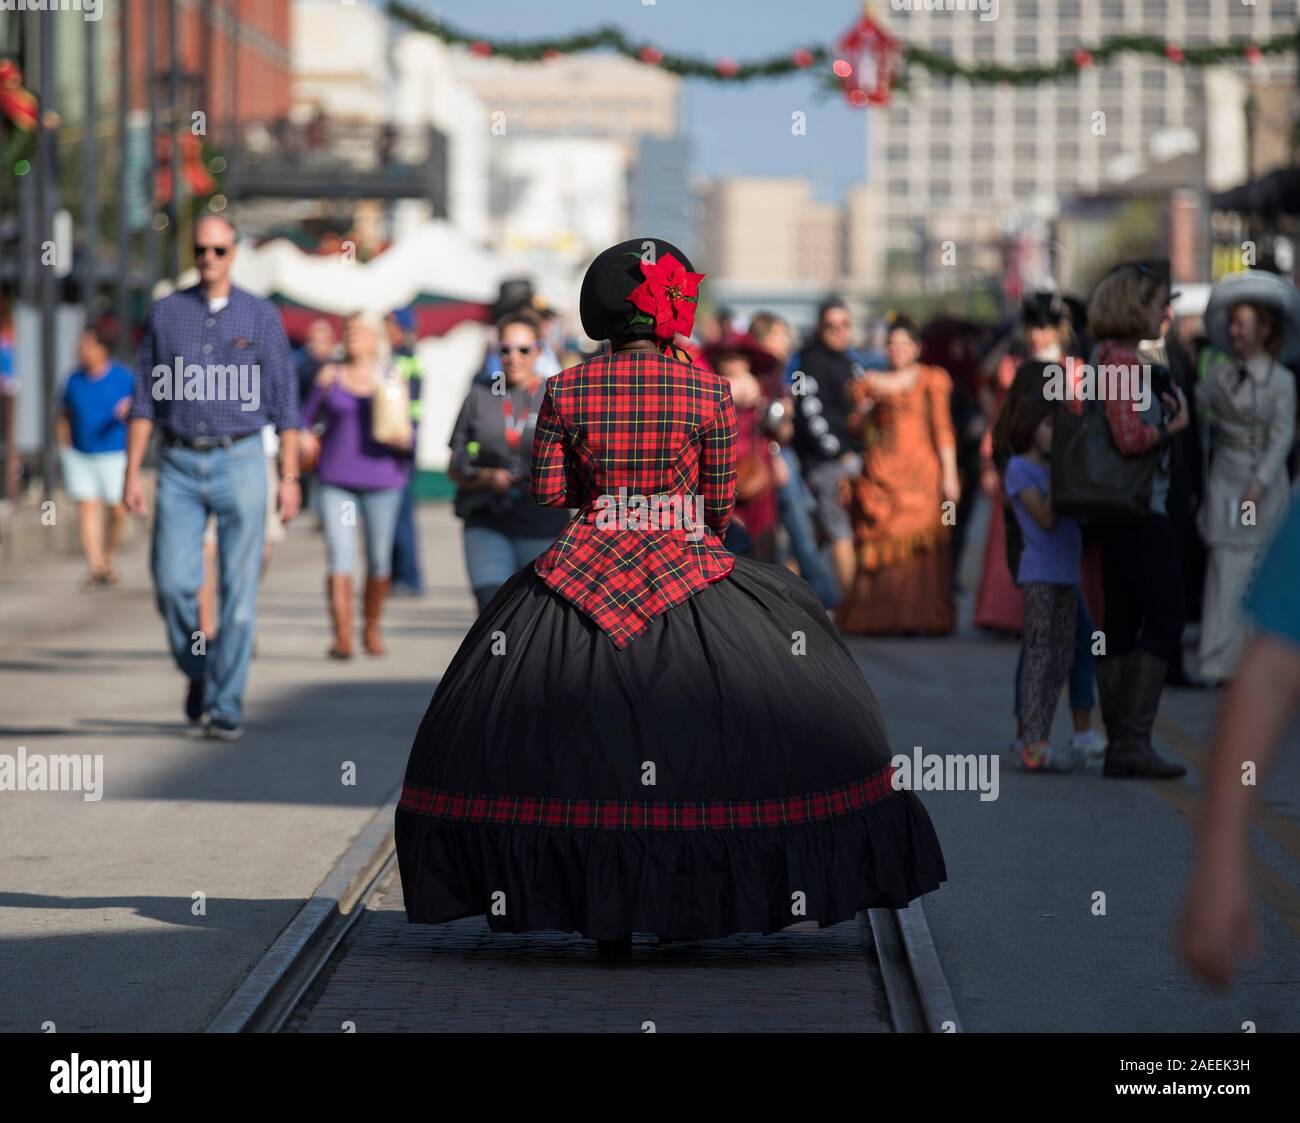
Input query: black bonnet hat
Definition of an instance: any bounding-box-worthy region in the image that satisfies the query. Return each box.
[579,237,702,343]
[1021,290,1065,329]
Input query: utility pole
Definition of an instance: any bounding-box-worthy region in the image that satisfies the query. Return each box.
[37,13,58,502]
[145,0,160,299]
[82,14,100,324]
[167,0,183,281]
[115,0,132,359]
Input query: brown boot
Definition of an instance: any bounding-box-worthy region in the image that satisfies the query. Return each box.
[363,576,391,655]
[327,574,354,659]
[1103,650,1187,779]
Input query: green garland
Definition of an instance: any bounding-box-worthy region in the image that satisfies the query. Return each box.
[387,2,1300,88]
[386,2,827,78]
[907,33,1300,86]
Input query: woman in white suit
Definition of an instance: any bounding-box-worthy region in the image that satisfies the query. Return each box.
[1198,279,1298,683]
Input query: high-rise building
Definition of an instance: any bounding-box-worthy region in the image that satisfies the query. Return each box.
[449,50,688,291]
[630,135,694,251]
[451,51,681,153]
[699,178,843,286]
[866,0,1299,291]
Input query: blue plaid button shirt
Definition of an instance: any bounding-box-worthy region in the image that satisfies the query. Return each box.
[129,285,301,438]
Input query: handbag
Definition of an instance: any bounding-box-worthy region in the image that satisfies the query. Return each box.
[1050,396,1156,526]
[735,450,774,502]
[370,364,413,449]
[452,442,515,521]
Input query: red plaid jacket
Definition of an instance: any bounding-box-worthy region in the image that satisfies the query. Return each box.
[531,348,737,647]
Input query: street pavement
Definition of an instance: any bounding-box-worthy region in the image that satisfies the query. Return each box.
[287,870,892,1033]
[869,502,1300,1032]
[0,500,472,1032]
[3,497,1298,1032]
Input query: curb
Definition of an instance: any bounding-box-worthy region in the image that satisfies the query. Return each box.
[206,784,401,1033]
[868,897,962,1033]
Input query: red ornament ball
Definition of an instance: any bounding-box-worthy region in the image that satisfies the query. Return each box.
[469,40,492,58]
[792,48,814,69]
[716,58,738,77]
[1165,44,1185,63]
[639,46,663,65]
[1073,48,1093,69]
[848,88,869,107]
[832,58,853,79]
[1245,45,1263,64]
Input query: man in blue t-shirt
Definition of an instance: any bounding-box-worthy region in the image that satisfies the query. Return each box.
[57,322,134,586]
[0,321,18,502]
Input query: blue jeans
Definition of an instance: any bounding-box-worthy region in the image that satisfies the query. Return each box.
[776,446,839,608]
[462,524,554,612]
[152,435,267,725]
[319,483,405,578]
[1014,586,1096,721]
[390,472,423,592]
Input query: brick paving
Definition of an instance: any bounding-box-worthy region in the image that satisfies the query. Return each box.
[286,867,894,1033]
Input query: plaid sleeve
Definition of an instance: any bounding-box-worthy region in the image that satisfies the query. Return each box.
[129,305,159,423]
[529,380,579,507]
[700,382,737,536]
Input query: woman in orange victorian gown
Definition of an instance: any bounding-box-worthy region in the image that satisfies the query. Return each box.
[837,318,961,636]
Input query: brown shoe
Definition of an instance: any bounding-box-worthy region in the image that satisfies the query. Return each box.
[363,576,391,655]
[328,574,354,659]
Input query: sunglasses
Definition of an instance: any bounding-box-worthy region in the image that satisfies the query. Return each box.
[500,345,535,355]
[194,244,230,258]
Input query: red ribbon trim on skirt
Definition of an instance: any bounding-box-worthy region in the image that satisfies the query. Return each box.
[398,765,897,831]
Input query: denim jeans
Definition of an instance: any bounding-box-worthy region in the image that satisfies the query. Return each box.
[319,483,405,578]
[776,446,839,608]
[152,435,267,725]
[1013,586,1096,721]
[390,472,423,592]
[462,524,554,612]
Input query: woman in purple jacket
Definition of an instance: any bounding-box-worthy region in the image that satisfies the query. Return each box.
[302,312,413,658]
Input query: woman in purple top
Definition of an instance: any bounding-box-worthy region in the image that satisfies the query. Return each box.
[302,312,413,659]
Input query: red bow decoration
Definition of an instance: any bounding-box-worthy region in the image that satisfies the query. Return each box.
[0,59,38,132]
[153,132,217,204]
[834,16,900,108]
[626,252,705,340]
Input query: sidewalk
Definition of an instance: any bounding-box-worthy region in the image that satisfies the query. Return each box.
[0,501,471,1032]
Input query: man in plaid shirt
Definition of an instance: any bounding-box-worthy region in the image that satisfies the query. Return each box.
[530,343,737,648]
[123,214,301,740]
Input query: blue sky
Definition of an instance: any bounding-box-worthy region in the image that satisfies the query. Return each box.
[394,0,870,202]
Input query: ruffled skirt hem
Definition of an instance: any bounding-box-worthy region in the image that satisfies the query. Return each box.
[395,789,945,940]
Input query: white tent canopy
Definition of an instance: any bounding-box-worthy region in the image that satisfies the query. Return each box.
[159,219,511,313]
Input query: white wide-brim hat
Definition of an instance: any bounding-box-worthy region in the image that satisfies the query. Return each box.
[1204,270,1300,366]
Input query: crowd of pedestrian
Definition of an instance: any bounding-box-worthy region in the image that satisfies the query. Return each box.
[5,222,1299,800]
[541,259,1296,788]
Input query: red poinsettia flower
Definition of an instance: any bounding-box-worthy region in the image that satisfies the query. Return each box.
[626,252,705,340]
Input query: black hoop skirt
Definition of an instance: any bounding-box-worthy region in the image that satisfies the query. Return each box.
[395,555,946,940]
